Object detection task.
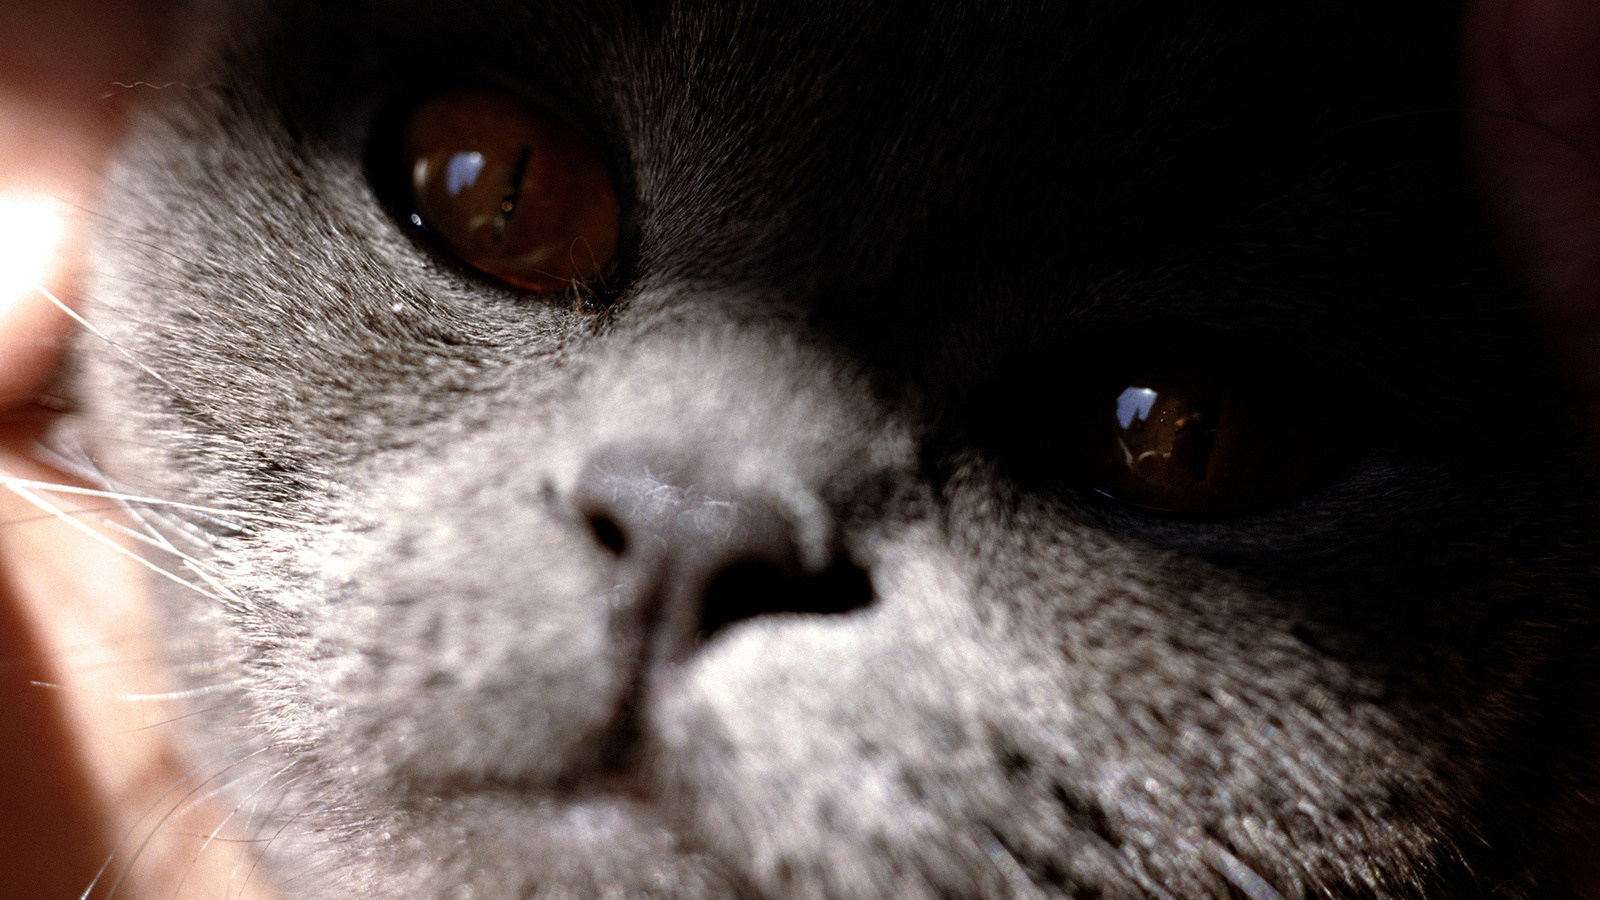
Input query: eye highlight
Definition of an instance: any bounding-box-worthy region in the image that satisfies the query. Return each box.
[402,87,620,293]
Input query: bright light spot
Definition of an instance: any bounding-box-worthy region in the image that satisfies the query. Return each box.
[445,151,485,197]
[1115,386,1159,430]
[0,192,67,313]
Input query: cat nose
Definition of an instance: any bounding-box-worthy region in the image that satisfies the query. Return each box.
[570,446,873,663]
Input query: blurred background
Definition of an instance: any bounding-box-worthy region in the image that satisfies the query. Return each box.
[0,4,254,899]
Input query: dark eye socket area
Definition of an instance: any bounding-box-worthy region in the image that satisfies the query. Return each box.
[395,87,620,294]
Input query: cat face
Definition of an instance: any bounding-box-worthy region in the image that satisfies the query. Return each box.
[80,0,1600,897]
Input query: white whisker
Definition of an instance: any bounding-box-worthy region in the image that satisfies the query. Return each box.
[106,496,190,553]
[1201,843,1288,900]
[28,678,245,702]
[0,474,221,599]
[15,443,241,552]
[32,280,182,393]
[100,514,199,561]
[183,559,245,604]
[0,474,295,527]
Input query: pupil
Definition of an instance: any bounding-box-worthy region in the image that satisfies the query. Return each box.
[494,146,534,245]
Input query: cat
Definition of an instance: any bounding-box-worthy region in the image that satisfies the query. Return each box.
[71,0,1600,897]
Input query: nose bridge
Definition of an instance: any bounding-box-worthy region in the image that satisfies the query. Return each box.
[565,292,913,492]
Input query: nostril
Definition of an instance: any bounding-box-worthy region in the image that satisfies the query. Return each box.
[700,555,874,642]
[588,514,627,555]
[570,445,875,660]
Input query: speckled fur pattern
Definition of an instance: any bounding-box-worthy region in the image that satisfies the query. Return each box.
[79,0,1600,897]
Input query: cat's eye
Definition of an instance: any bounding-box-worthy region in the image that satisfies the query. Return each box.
[402,88,620,293]
[1081,371,1334,515]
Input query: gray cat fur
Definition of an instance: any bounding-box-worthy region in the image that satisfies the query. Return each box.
[79,0,1600,897]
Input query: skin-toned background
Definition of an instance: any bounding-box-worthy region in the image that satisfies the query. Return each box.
[0,3,273,898]
[0,0,156,889]
[0,0,1594,896]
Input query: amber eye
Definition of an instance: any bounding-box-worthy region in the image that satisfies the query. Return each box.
[402,88,620,293]
[1085,372,1333,515]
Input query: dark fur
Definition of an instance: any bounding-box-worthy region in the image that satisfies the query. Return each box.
[80,0,1600,896]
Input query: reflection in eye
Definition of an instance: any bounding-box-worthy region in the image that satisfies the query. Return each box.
[1086,373,1332,515]
[1116,387,1158,430]
[441,152,486,197]
[402,88,620,294]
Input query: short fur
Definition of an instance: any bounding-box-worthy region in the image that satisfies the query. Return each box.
[78,0,1600,897]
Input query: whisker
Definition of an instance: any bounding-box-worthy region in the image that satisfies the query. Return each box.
[17,439,247,549]
[182,559,245,604]
[0,475,294,527]
[28,678,246,703]
[31,280,182,393]
[78,765,227,900]
[94,748,276,900]
[0,474,220,599]
[0,499,230,577]
[102,515,204,562]
[105,81,195,93]
[85,512,236,588]
[30,431,154,480]
[170,764,302,900]
[127,702,234,734]
[1200,843,1288,900]
[0,502,131,528]
[237,794,318,900]
[0,502,222,569]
